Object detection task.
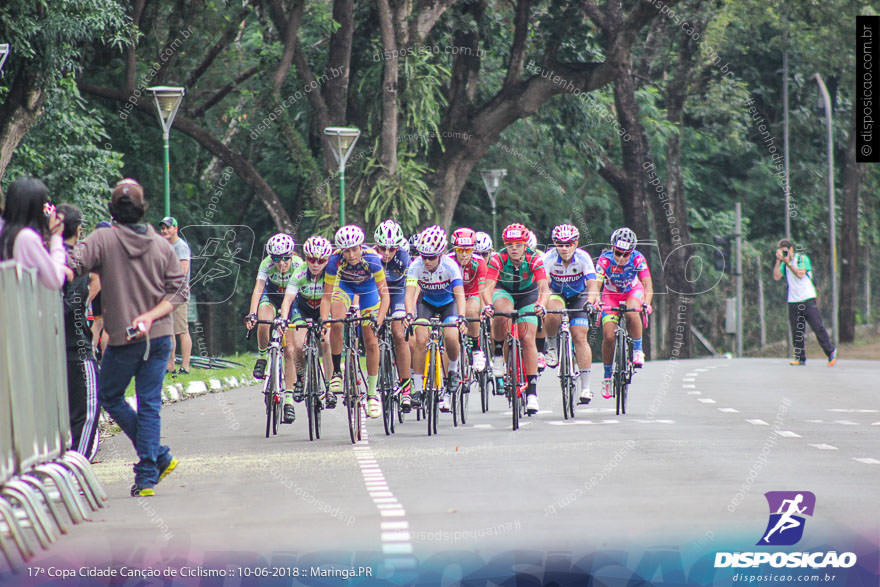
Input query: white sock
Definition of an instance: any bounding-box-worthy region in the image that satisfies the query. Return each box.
[448,358,459,371]
[413,377,423,392]
[580,369,591,390]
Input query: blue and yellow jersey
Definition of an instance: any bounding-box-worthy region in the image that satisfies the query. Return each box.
[324,245,386,294]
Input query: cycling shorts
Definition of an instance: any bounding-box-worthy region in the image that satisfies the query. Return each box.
[491,289,538,326]
[331,281,381,319]
[601,284,645,325]
[549,291,592,327]
[289,296,320,325]
[388,288,406,318]
[259,292,291,320]
[416,298,458,324]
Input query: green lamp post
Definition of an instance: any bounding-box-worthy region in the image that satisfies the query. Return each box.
[147,86,185,218]
[323,126,361,226]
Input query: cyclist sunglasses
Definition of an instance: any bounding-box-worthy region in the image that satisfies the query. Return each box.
[421,254,440,261]
[454,247,473,254]
[554,241,575,248]
[306,256,328,263]
[376,245,398,253]
[613,249,632,258]
[271,255,292,263]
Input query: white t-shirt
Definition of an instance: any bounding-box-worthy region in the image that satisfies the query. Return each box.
[782,253,817,303]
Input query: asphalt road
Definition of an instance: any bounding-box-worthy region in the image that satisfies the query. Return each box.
[17,357,880,584]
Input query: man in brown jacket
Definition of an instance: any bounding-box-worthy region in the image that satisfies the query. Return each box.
[68,179,188,496]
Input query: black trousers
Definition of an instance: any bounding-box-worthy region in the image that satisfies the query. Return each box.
[67,357,101,461]
[788,298,835,362]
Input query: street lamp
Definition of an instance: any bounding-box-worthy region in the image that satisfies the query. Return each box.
[147,86,185,218]
[323,126,361,226]
[0,44,10,74]
[814,74,838,349]
[480,169,507,243]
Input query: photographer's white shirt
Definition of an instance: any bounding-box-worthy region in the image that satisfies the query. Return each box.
[781,253,818,303]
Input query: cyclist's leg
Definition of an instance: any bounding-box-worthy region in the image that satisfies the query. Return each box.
[624,286,646,364]
[389,291,411,383]
[440,304,460,362]
[327,287,353,394]
[600,290,625,396]
[544,294,564,338]
[466,296,481,339]
[257,295,277,351]
[358,289,381,378]
[568,291,593,373]
[491,289,514,371]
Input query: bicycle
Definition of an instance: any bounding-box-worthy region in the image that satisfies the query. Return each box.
[323,307,373,444]
[608,302,647,416]
[475,314,497,413]
[406,317,462,436]
[491,310,540,431]
[376,318,406,435]
[545,306,598,420]
[293,319,330,441]
[246,319,285,438]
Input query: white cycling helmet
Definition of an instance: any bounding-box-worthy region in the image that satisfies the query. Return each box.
[335,225,365,249]
[303,235,333,259]
[552,224,579,243]
[610,226,637,251]
[417,225,447,256]
[374,219,404,247]
[266,233,295,256]
[527,231,538,250]
[474,231,492,255]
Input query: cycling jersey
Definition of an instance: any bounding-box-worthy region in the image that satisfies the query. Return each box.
[324,246,386,294]
[256,254,305,296]
[485,249,547,294]
[291,265,325,309]
[543,248,597,298]
[447,252,487,298]
[406,255,463,307]
[382,248,411,292]
[595,249,650,294]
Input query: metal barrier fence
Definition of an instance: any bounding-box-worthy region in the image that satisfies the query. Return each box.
[0,261,107,569]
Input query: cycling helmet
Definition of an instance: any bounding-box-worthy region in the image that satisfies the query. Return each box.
[417,225,447,256]
[552,224,579,243]
[474,231,492,255]
[451,227,476,248]
[408,232,421,251]
[610,226,637,252]
[374,219,404,247]
[527,231,538,250]
[502,223,529,244]
[266,233,295,256]
[303,235,333,259]
[335,225,365,249]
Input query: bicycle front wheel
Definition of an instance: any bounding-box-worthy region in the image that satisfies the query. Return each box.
[345,352,359,444]
[508,343,520,431]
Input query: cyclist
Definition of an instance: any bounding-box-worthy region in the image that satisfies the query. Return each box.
[447,227,490,372]
[474,231,493,259]
[527,230,548,371]
[245,233,304,423]
[482,223,549,415]
[403,225,466,412]
[320,225,390,419]
[373,219,414,410]
[542,224,600,403]
[279,235,336,409]
[595,227,653,399]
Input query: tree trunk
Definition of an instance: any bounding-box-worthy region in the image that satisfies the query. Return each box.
[376,0,400,175]
[839,117,861,342]
[0,70,45,182]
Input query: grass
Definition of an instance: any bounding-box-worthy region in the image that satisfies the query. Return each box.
[745,322,880,361]
[123,353,253,397]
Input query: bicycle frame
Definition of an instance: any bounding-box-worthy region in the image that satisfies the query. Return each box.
[377,318,405,435]
[323,308,372,444]
[407,318,460,436]
[246,319,285,438]
[492,310,539,431]
[295,320,326,441]
[608,302,646,416]
[545,309,580,420]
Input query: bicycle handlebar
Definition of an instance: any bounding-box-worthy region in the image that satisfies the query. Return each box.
[404,317,464,341]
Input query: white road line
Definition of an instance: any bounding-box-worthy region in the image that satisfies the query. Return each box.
[383,543,414,555]
[695,368,709,372]
[809,444,838,450]
[834,420,859,426]
[829,408,879,413]
[380,509,406,517]
[602,419,620,424]
[806,419,824,424]
[852,458,880,465]
[381,532,412,541]
[473,424,493,429]
[683,384,696,389]
[683,377,696,382]
[775,430,801,438]
[686,372,700,376]
[382,521,409,530]
[697,398,716,404]
[687,391,702,395]
[873,422,880,426]
[717,407,739,413]
[747,419,769,426]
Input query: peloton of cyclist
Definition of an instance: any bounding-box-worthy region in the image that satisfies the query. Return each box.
[541,224,600,404]
[403,225,467,413]
[594,227,653,399]
[245,233,304,423]
[320,225,390,419]
[447,228,490,372]
[373,219,414,410]
[279,235,336,409]
[474,231,493,259]
[482,223,549,415]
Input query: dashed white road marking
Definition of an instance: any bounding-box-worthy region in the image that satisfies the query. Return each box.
[853,458,880,465]
[774,430,801,438]
[809,444,838,451]
[747,419,769,426]
[472,424,493,429]
[718,408,739,413]
[828,408,878,413]
[682,384,696,389]
[834,420,859,426]
[697,398,716,404]
[687,391,702,395]
[682,377,696,383]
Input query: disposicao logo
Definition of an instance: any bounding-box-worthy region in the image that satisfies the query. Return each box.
[758,491,815,546]
[714,491,858,570]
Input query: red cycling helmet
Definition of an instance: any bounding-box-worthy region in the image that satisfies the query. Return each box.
[451,227,476,248]
[502,223,529,244]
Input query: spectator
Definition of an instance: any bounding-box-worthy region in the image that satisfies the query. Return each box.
[158,216,192,374]
[89,221,112,362]
[57,204,101,461]
[68,179,187,497]
[0,177,71,288]
[772,239,837,366]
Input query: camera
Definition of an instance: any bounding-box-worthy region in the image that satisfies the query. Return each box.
[782,250,788,257]
[125,322,146,341]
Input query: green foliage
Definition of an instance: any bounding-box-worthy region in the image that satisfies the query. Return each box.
[3,78,123,225]
[356,148,435,233]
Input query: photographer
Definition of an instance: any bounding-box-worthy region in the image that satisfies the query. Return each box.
[772,239,837,366]
[68,179,187,496]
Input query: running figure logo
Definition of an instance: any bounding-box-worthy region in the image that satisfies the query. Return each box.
[758,491,816,546]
